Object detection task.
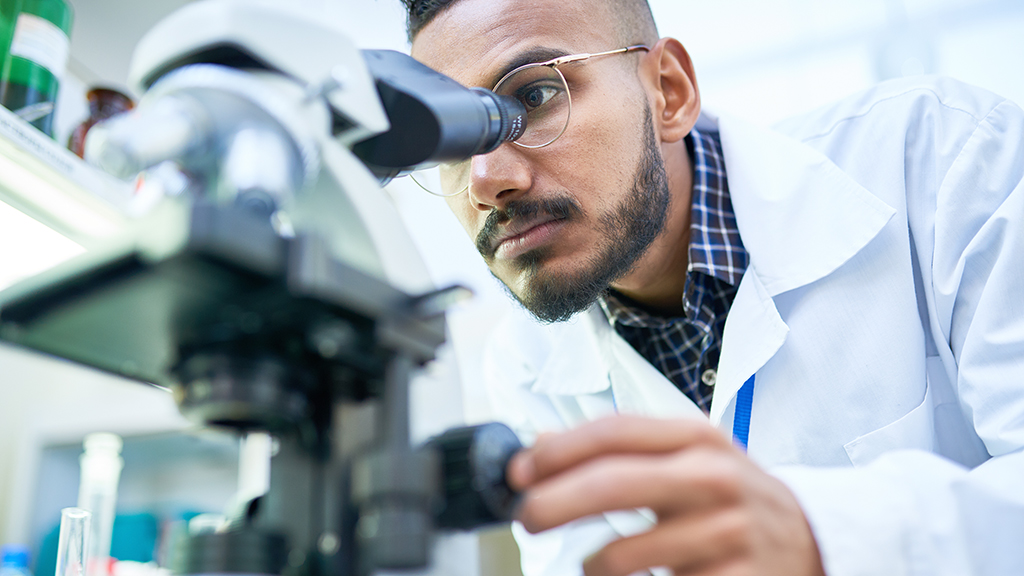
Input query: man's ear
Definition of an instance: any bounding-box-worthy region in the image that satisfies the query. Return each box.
[641,37,700,144]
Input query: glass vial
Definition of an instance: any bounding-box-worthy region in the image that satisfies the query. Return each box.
[55,508,91,576]
[77,433,123,576]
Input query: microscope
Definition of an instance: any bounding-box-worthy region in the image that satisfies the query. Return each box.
[0,2,527,575]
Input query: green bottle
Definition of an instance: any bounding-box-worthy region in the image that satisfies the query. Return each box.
[0,1,19,67]
[0,0,72,137]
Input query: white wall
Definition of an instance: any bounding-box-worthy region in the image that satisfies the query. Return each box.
[51,0,1024,134]
[653,0,1024,125]
[0,345,191,545]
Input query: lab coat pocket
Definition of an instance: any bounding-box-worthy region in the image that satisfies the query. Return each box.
[843,379,935,467]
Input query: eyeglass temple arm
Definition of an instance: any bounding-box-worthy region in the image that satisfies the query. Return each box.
[547,45,650,67]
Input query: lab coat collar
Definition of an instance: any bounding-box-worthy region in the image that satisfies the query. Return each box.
[705,109,896,424]
[528,312,611,395]
[711,111,897,296]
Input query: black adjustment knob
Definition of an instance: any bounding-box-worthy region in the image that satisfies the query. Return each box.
[427,423,523,530]
[175,528,288,576]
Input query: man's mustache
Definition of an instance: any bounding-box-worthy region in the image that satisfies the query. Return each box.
[475,196,583,259]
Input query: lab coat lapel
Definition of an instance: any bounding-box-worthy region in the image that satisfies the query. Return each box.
[590,308,706,420]
[710,271,788,425]
[528,307,705,423]
[707,112,896,426]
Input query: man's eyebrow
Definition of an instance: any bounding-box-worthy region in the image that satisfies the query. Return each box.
[485,47,569,87]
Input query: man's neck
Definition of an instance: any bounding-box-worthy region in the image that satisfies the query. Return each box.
[610,137,694,316]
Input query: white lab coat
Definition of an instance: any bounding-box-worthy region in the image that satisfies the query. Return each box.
[481,76,1024,576]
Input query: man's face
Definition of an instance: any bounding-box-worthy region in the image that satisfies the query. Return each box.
[412,0,671,322]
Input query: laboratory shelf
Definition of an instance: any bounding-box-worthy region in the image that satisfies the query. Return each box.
[0,104,132,248]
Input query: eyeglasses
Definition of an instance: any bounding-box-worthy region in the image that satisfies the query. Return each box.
[412,45,650,197]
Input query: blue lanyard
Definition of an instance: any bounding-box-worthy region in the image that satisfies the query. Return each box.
[732,374,755,451]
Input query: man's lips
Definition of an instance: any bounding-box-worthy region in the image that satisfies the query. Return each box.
[491,214,567,260]
[475,196,583,260]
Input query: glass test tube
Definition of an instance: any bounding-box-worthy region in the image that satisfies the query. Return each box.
[77,433,123,576]
[55,507,91,576]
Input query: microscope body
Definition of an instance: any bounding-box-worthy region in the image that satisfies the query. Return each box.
[0,2,523,575]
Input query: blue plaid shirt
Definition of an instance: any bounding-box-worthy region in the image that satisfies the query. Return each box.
[600,128,747,414]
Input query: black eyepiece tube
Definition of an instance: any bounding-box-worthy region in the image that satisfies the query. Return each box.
[351,50,527,182]
[471,88,527,154]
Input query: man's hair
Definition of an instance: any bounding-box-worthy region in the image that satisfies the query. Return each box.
[401,0,659,45]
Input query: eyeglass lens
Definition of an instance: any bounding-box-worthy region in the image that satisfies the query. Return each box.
[412,64,571,197]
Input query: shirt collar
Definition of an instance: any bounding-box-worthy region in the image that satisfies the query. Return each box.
[688,128,747,286]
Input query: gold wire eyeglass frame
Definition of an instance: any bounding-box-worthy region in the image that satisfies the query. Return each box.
[412,44,650,197]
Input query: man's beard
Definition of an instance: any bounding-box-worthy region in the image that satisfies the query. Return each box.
[475,106,671,323]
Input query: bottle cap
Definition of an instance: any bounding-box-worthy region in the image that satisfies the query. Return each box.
[1,544,30,568]
[83,433,123,454]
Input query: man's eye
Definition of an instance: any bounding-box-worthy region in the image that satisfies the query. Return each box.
[517,84,561,110]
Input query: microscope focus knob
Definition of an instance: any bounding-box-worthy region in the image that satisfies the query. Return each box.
[427,422,523,530]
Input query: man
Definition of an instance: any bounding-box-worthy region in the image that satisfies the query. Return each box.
[403,1,1024,575]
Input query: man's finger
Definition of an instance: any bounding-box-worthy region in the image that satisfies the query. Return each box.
[516,448,744,533]
[510,415,733,489]
[582,510,747,576]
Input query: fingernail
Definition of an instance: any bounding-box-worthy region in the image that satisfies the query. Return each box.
[507,449,536,490]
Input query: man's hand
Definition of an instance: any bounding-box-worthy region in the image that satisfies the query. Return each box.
[506,416,826,576]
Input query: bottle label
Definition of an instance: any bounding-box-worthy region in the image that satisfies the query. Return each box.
[9,13,70,77]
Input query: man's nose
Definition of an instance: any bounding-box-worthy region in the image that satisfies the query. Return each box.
[465,144,533,211]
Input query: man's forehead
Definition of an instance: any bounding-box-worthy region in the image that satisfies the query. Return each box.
[411,0,616,87]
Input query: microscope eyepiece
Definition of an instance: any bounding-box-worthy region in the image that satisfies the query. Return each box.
[351,50,528,182]
[470,88,527,154]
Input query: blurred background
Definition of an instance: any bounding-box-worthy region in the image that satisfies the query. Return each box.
[56,0,1024,138]
[0,1,1021,575]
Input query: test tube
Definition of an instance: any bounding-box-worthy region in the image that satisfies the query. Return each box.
[55,507,91,576]
[77,433,123,576]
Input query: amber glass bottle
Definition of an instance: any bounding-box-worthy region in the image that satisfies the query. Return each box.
[68,88,134,158]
